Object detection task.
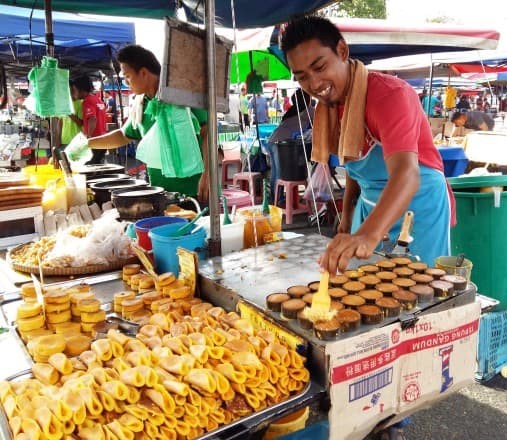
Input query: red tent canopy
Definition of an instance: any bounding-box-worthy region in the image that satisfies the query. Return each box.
[451,63,507,74]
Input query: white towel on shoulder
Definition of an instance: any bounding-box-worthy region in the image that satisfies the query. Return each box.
[130,94,145,130]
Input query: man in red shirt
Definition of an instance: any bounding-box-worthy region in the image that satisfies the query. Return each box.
[281,16,454,276]
[72,75,107,164]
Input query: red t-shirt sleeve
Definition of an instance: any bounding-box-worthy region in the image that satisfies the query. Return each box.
[366,78,424,159]
[82,97,97,119]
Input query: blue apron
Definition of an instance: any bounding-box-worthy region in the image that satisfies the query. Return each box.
[344,138,451,265]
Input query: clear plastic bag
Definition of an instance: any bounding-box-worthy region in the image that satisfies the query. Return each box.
[304,162,333,202]
[64,132,92,164]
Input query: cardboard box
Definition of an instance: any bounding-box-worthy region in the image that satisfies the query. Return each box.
[327,302,480,440]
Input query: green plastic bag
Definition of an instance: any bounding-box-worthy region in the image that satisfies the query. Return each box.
[138,99,204,178]
[27,57,73,117]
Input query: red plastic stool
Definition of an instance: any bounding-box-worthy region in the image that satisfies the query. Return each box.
[232,172,263,203]
[221,159,242,187]
[274,179,308,224]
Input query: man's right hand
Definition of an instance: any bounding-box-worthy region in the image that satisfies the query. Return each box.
[319,231,379,274]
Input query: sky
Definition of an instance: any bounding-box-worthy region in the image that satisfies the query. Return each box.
[387,0,503,25]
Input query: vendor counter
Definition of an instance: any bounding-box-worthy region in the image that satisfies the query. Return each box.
[0,233,480,440]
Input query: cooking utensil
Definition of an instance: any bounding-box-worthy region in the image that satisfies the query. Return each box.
[73,163,125,180]
[456,253,465,267]
[86,174,131,187]
[171,207,209,237]
[59,151,73,177]
[111,187,181,220]
[391,211,414,255]
[310,271,330,313]
[89,178,148,206]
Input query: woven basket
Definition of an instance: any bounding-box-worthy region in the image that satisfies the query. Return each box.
[7,244,138,276]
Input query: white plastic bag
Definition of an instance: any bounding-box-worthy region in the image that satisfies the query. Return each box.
[304,162,333,201]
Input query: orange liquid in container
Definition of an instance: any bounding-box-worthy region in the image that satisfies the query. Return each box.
[237,205,282,248]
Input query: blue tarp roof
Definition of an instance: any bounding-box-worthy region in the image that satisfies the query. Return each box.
[0,0,331,28]
[0,5,135,75]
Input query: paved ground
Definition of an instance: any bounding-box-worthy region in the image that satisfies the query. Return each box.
[285,212,507,440]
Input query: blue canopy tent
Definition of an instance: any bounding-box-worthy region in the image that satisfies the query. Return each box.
[0,0,332,28]
[0,5,135,76]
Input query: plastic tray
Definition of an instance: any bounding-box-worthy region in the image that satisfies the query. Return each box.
[475,310,507,381]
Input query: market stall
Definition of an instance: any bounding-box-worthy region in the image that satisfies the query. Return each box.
[0,2,502,440]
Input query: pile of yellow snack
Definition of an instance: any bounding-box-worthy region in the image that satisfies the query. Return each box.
[15,282,106,345]
[117,264,193,322]
[2,271,310,439]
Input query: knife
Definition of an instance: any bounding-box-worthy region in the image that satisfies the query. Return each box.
[390,211,414,255]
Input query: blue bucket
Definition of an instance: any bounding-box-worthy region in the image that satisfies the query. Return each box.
[149,223,207,276]
[134,216,187,250]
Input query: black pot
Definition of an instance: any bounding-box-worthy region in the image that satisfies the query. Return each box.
[73,163,126,181]
[111,186,181,220]
[89,179,148,206]
[86,174,131,187]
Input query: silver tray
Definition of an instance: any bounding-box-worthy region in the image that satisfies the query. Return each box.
[0,357,317,440]
[0,274,323,440]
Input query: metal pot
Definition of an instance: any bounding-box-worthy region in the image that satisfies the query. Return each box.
[86,174,131,187]
[89,179,148,206]
[73,163,126,181]
[110,186,182,220]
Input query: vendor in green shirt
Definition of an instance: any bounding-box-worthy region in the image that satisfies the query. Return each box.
[88,45,209,201]
[54,80,83,160]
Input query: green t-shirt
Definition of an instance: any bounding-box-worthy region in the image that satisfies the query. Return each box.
[239,95,249,115]
[121,96,156,140]
[60,99,83,144]
[122,97,206,196]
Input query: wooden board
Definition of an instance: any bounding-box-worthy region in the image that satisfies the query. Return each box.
[0,175,30,188]
[0,200,42,211]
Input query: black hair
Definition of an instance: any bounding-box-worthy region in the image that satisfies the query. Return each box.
[73,75,93,93]
[451,112,466,123]
[280,15,344,57]
[117,44,161,76]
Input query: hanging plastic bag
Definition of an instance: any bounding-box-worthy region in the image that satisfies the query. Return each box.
[304,162,333,202]
[138,99,204,178]
[27,56,73,117]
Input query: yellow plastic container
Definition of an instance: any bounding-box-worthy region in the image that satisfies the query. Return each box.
[237,205,283,248]
[435,256,473,281]
[23,164,63,188]
[263,406,309,440]
[42,179,67,213]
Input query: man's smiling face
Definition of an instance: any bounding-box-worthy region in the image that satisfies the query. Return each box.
[286,38,350,106]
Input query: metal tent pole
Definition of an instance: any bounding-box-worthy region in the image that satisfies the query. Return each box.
[44,0,54,57]
[206,0,222,257]
[44,0,58,167]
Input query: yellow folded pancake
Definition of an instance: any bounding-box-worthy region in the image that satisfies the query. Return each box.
[17,314,45,332]
[16,302,42,319]
[101,380,129,401]
[46,309,71,325]
[48,353,73,375]
[43,289,70,304]
[81,310,106,323]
